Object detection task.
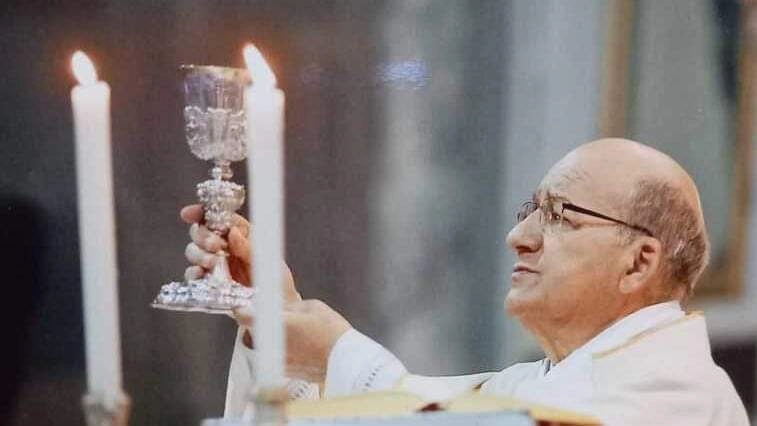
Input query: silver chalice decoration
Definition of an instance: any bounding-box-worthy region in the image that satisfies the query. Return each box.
[152,65,255,314]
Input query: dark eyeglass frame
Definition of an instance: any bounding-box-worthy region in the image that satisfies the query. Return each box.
[517,198,654,237]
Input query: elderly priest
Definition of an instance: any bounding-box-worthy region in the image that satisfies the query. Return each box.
[182,139,749,425]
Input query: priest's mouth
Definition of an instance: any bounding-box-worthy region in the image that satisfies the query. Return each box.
[511,264,538,280]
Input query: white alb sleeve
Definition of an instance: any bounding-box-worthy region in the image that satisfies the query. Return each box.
[323,329,408,398]
[225,328,319,418]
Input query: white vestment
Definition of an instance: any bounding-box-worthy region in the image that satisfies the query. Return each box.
[225,302,749,425]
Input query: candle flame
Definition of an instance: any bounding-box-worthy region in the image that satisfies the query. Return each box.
[243,44,277,87]
[72,51,98,85]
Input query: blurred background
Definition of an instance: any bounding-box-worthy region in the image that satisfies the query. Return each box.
[1,0,756,424]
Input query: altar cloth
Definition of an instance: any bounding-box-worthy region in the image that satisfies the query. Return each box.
[202,410,536,426]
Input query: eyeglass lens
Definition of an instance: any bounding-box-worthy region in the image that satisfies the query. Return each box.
[516,199,564,228]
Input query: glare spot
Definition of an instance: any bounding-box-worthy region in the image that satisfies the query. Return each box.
[377,60,429,89]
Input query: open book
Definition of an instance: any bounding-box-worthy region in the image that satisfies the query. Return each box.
[287,391,601,425]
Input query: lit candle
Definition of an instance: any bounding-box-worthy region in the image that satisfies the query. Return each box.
[70,51,123,402]
[244,44,286,389]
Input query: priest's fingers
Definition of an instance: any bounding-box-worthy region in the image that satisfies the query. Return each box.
[228,226,297,299]
[181,204,251,231]
[184,265,205,281]
[189,223,227,253]
[228,226,252,264]
[184,242,217,269]
[180,204,204,224]
[231,213,250,236]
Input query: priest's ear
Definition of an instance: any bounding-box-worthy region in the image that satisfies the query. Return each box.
[618,236,662,294]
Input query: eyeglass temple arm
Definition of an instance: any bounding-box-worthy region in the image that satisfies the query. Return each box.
[563,203,653,236]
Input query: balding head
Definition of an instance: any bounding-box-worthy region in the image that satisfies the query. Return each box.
[549,138,709,299]
[567,139,702,218]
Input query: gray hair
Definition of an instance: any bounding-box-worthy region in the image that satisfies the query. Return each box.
[622,180,710,300]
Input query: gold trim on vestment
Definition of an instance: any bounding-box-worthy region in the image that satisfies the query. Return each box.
[592,311,704,359]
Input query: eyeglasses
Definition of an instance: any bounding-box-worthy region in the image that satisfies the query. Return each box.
[516,197,654,237]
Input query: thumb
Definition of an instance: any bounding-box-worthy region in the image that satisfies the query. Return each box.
[228,226,251,264]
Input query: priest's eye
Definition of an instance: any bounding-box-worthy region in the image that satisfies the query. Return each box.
[548,212,563,223]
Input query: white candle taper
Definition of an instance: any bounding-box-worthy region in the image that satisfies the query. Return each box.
[70,51,123,403]
[244,44,286,389]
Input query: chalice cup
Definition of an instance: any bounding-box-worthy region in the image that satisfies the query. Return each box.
[152,65,254,314]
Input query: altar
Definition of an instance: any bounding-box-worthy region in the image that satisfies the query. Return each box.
[199,389,600,426]
[202,411,536,426]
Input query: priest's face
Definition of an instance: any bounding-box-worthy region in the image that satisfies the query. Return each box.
[504,151,632,330]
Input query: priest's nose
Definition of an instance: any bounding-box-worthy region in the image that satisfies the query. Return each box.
[506,212,542,255]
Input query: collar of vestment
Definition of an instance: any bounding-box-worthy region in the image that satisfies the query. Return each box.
[546,301,687,373]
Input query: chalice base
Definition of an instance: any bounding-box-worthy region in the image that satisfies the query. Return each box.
[151,279,254,314]
[152,256,255,314]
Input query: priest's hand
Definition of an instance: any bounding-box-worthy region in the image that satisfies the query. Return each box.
[234,299,352,383]
[180,204,301,303]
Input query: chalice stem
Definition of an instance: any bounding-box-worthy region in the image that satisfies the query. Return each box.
[209,250,233,288]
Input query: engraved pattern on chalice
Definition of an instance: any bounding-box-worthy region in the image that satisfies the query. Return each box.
[152,65,255,314]
[185,106,247,162]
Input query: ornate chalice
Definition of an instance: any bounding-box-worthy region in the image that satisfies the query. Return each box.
[152,65,254,314]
